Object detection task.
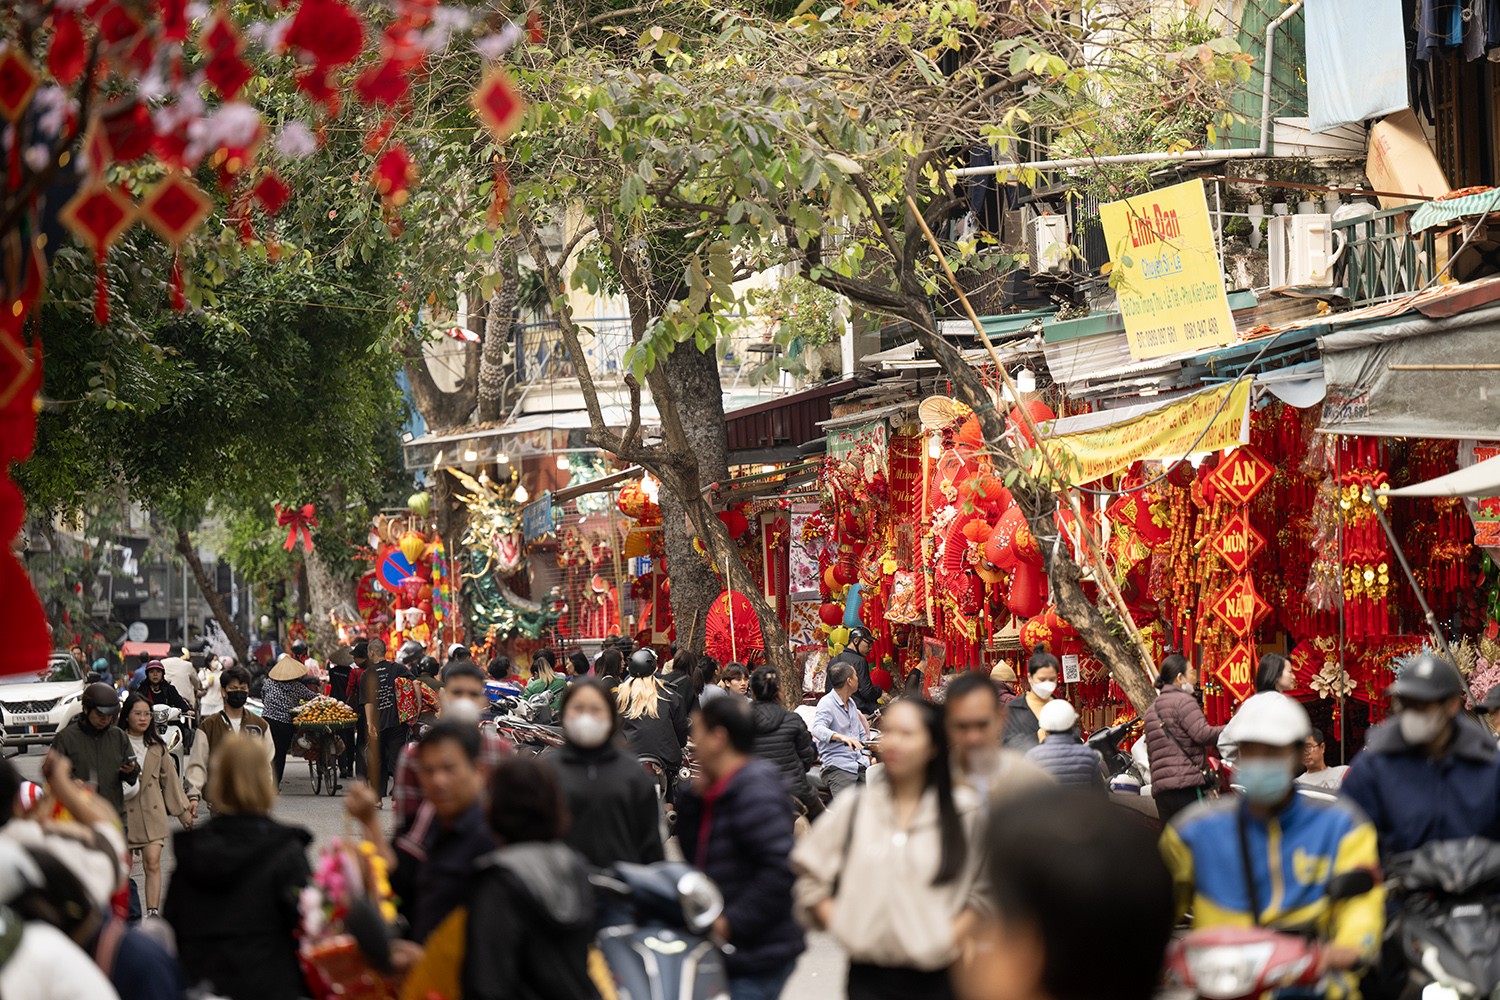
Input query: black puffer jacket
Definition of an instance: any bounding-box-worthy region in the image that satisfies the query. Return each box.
[750,701,817,804]
[164,814,311,1000]
[543,741,665,868]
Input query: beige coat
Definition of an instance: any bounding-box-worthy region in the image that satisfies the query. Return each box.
[123,742,191,848]
[791,769,987,971]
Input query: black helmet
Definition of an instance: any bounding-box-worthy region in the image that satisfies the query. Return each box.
[82,682,119,715]
[848,626,874,644]
[628,648,658,678]
[416,655,439,677]
[396,640,425,665]
[290,639,309,659]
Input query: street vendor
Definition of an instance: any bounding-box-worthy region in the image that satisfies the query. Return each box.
[262,654,317,788]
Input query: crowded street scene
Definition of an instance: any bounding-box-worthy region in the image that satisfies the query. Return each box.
[6,0,1500,998]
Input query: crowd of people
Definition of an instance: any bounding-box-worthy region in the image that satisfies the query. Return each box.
[22,629,1500,1000]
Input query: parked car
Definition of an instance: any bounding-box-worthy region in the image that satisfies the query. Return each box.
[0,652,88,753]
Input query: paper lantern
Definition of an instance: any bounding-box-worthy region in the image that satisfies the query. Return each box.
[1019,615,1052,653]
[1006,562,1047,619]
[819,602,844,628]
[1008,400,1057,448]
[399,530,427,565]
[719,508,750,538]
[407,491,432,517]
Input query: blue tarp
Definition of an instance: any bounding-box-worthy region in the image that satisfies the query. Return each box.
[1306,0,1408,133]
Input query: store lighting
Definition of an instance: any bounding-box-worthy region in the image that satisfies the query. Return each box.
[557,456,570,470]
[498,453,510,465]
[1015,368,1036,394]
[513,484,530,503]
[761,464,776,474]
[463,449,478,463]
[478,471,490,485]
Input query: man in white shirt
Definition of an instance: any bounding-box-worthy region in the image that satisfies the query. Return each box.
[1296,729,1348,789]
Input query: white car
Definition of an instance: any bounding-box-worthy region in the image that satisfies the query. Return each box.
[0,653,87,751]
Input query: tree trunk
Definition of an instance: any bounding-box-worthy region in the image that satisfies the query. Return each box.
[477,240,519,423]
[176,527,249,667]
[304,548,357,651]
[655,345,730,655]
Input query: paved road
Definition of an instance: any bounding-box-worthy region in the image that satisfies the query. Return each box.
[11,744,846,998]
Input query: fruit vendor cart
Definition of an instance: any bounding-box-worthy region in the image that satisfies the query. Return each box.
[292,696,361,796]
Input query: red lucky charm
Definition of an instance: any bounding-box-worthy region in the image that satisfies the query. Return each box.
[355,58,410,108]
[1217,642,1257,701]
[251,171,291,216]
[59,181,137,325]
[1208,509,1266,574]
[284,0,366,71]
[527,9,544,44]
[372,144,416,208]
[472,70,525,143]
[0,44,38,193]
[1207,447,1274,506]
[202,13,253,101]
[276,503,319,552]
[47,12,88,87]
[486,160,511,230]
[139,172,212,310]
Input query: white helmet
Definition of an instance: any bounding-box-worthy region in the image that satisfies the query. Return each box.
[1225,692,1311,747]
[1038,699,1079,733]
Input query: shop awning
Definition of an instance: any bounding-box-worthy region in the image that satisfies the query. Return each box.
[121,642,172,659]
[1036,380,1253,485]
[1382,453,1500,498]
[1319,301,1500,439]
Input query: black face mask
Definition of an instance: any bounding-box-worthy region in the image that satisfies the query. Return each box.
[225,690,249,709]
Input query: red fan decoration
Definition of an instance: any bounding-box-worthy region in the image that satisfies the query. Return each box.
[1007,400,1056,448]
[705,591,762,665]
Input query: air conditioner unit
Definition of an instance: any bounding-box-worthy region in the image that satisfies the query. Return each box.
[1268,213,1335,288]
[1027,215,1071,276]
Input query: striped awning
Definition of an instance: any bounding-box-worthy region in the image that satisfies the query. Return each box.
[1409,188,1500,234]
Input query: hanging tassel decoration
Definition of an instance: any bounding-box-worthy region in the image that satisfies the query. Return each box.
[169,252,186,311]
[94,252,110,325]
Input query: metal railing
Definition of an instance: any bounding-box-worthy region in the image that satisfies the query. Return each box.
[1333,207,1437,307]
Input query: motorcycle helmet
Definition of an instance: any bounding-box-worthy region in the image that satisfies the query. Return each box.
[1224,692,1311,747]
[848,626,874,645]
[396,639,426,666]
[290,639,309,660]
[628,648,658,678]
[81,682,120,716]
[416,655,439,677]
[1388,651,1464,703]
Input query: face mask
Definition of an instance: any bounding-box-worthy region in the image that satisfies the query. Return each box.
[225,691,249,709]
[443,697,483,725]
[1180,679,1197,695]
[564,714,611,749]
[1237,759,1294,806]
[1399,708,1448,746]
[1031,680,1057,700]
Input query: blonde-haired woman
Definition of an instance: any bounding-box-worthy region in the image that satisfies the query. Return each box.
[164,734,312,1000]
[618,649,688,800]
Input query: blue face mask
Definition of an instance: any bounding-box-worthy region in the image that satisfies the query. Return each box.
[1237,759,1294,806]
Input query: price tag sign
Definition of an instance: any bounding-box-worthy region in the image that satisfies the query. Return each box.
[1062,654,1081,684]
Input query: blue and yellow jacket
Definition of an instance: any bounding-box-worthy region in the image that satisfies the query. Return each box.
[1161,793,1385,998]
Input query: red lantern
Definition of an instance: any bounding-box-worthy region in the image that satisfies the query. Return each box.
[1006,562,1047,619]
[819,603,844,628]
[1008,400,1057,448]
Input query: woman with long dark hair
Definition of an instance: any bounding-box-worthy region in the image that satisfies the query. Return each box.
[1143,653,1225,826]
[545,680,664,868]
[119,692,193,916]
[792,698,984,1000]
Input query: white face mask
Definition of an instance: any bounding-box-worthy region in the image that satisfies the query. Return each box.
[1031,680,1057,700]
[442,697,483,725]
[1399,708,1448,747]
[1180,679,1196,695]
[564,714,612,749]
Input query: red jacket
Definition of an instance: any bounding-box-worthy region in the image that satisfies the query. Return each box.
[1144,687,1224,794]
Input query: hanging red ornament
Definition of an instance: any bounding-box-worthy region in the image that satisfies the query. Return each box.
[59,181,137,325]
[0,46,39,123]
[160,0,190,42]
[1007,400,1056,448]
[251,171,291,215]
[371,144,416,207]
[705,591,763,665]
[101,100,154,163]
[284,0,366,71]
[355,58,409,108]
[47,12,88,87]
[472,69,525,143]
[486,159,511,230]
[139,171,211,311]
[527,9,545,44]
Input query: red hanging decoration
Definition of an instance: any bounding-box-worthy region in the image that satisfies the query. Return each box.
[705,591,763,665]
[276,503,319,552]
[47,12,88,87]
[251,171,291,216]
[472,69,525,143]
[59,181,137,325]
[371,144,416,208]
[0,46,39,123]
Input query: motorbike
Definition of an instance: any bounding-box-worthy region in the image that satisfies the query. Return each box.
[488,692,565,755]
[1164,869,1376,1000]
[150,704,194,774]
[593,862,730,1000]
[1164,869,1374,1000]
[1383,837,1500,1000]
[1086,717,1144,783]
